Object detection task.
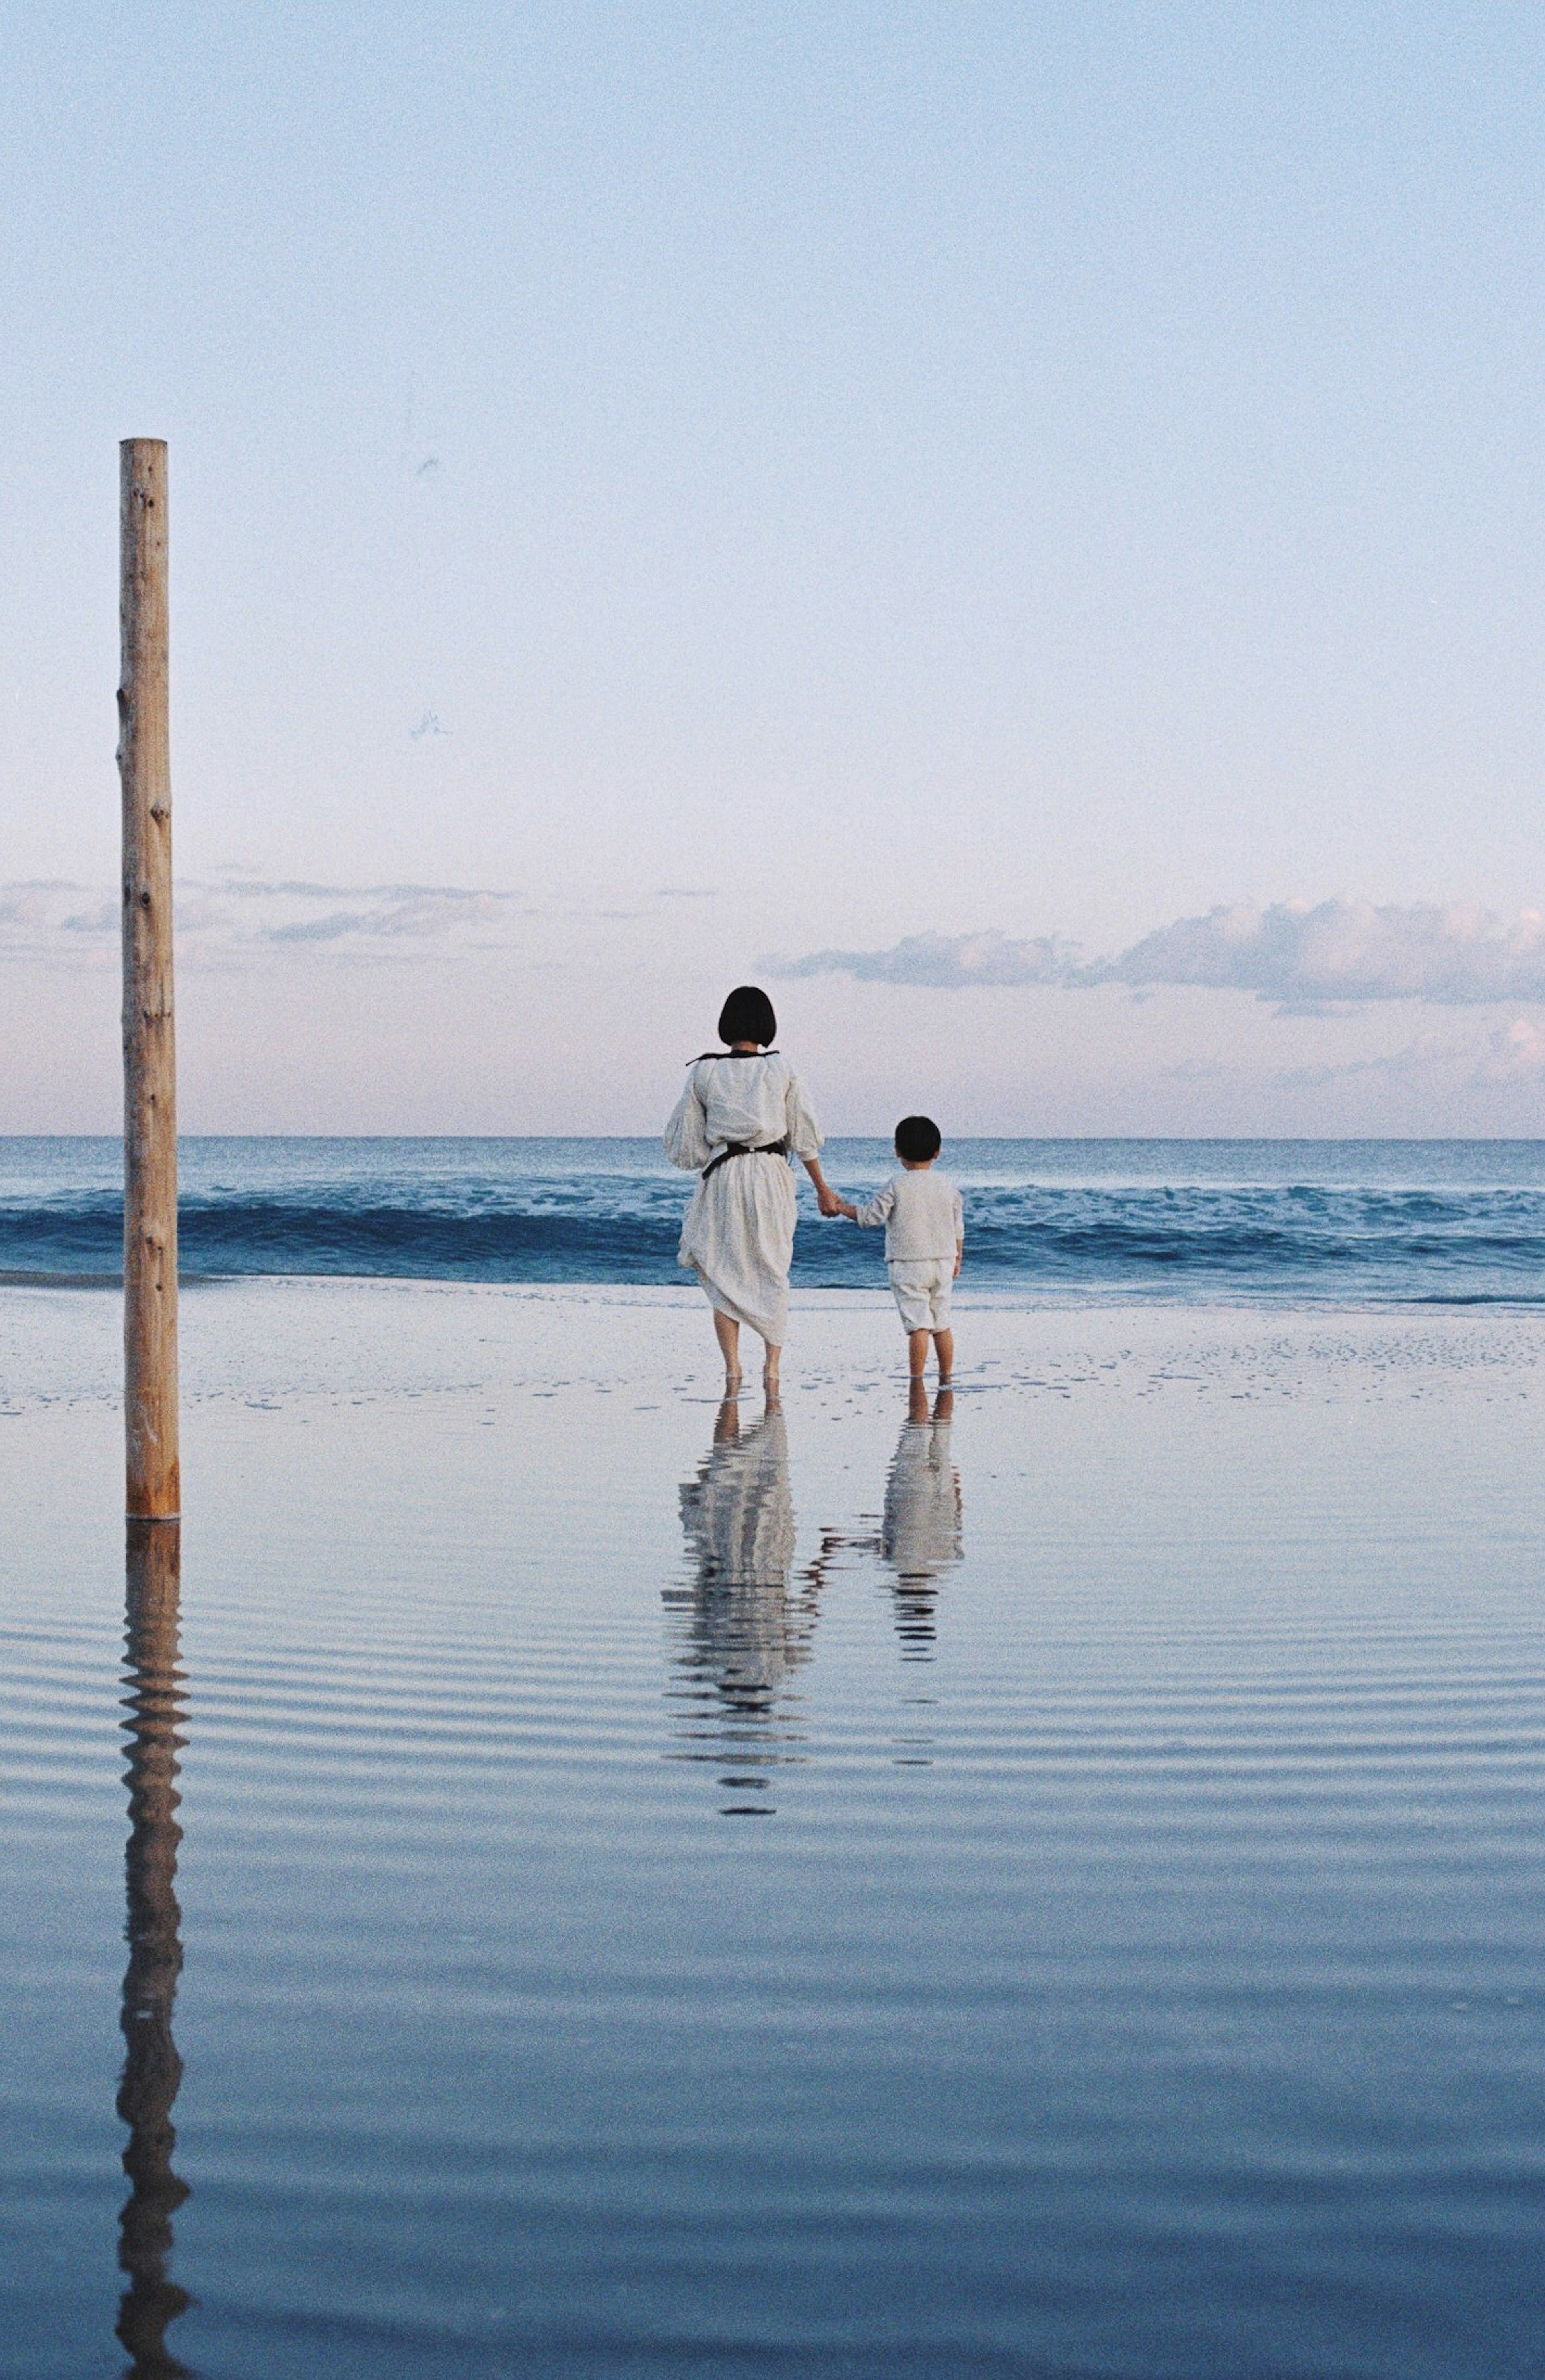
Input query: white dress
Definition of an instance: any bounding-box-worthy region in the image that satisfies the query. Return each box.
[663,1053,823,1345]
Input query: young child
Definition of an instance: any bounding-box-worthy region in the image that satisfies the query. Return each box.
[836,1117,963,1383]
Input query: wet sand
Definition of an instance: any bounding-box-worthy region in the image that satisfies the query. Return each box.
[8,1268,1545,1418]
[3,1281,1543,2378]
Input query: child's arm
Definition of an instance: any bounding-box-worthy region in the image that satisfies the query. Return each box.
[849,1182,895,1230]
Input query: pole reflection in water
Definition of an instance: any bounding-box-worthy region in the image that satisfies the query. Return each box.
[880,1384,962,1661]
[667,1398,816,1815]
[118,1520,193,2377]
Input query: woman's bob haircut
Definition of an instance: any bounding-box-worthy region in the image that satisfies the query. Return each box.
[718,985,777,1047]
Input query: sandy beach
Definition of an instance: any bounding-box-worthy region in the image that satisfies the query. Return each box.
[10,1266,1545,1418]
[4,1278,1543,2375]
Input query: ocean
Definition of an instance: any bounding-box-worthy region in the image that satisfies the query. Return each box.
[6,1135,1545,1302]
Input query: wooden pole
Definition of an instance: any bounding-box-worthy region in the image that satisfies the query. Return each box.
[119,439,179,1521]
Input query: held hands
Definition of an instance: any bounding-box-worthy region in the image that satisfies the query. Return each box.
[803,1160,849,1219]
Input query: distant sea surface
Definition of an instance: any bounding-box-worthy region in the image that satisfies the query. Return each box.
[6,1136,1545,1303]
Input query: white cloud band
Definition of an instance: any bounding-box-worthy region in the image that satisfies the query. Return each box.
[0,877,523,968]
[778,900,1545,1008]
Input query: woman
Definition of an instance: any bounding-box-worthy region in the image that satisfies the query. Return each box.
[664,985,841,1397]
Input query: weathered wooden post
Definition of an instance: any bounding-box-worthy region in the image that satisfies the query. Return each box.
[119,439,179,1521]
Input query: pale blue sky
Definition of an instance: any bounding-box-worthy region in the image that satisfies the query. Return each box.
[4,3,1545,1132]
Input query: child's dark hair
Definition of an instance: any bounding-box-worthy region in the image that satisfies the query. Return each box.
[895,1114,941,1163]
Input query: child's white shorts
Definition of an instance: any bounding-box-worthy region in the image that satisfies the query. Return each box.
[888,1258,954,1332]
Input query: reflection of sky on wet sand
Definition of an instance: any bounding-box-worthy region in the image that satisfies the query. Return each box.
[118,1522,191,2378]
[666,1400,815,1815]
[667,1384,966,1808]
[881,1386,962,1661]
[6,1287,1545,2376]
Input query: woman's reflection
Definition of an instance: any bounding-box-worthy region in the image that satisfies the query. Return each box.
[117,1520,192,2377]
[667,1398,815,1813]
[880,1383,962,1660]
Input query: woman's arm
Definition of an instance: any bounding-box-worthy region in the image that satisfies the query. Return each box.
[801,1155,843,1217]
[785,1067,840,1214]
[663,1077,712,1171]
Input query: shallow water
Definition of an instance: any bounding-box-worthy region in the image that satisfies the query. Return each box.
[2,1285,1543,2377]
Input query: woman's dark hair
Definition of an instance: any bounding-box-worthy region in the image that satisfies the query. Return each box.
[895,1114,942,1163]
[717,985,777,1047]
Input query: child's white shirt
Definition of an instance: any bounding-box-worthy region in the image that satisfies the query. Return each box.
[854,1168,964,1263]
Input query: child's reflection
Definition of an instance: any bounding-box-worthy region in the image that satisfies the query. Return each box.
[668,1398,816,1812]
[880,1383,962,1659]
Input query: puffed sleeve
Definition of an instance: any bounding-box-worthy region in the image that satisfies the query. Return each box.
[664,1074,712,1171]
[783,1067,822,1159]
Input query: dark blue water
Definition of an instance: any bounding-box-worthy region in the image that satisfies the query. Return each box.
[7,1137,1545,1303]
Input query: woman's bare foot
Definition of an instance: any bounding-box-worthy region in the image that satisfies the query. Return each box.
[723,1368,742,1396]
[762,1348,781,1400]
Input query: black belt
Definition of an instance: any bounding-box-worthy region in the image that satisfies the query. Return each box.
[702,1137,790,1181]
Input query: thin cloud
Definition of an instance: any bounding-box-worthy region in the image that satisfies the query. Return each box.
[779,900,1545,1008]
[0,880,90,933]
[777,929,1076,988]
[268,911,378,943]
[1267,1020,1545,1097]
[1268,1032,1461,1091]
[1470,1017,1545,1085]
[217,877,509,902]
[0,877,525,968]
[60,900,118,935]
